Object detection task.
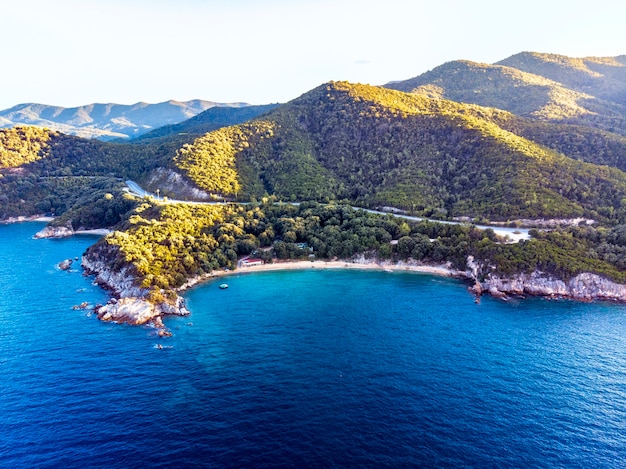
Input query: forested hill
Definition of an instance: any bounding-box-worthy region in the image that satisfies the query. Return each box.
[0,100,250,141]
[497,52,626,106]
[173,81,626,223]
[133,104,279,143]
[386,53,626,136]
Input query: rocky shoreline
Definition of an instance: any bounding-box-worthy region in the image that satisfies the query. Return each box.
[479,272,626,303]
[78,237,626,338]
[34,224,112,238]
[0,215,53,224]
[82,250,626,336]
[466,256,626,303]
[81,254,189,335]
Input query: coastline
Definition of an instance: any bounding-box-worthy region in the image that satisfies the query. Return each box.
[177,258,468,292]
[175,258,626,305]
[74,228,112,236]
[0,216,111,236]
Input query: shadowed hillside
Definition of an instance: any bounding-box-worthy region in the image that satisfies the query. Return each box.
[134,104,279,143]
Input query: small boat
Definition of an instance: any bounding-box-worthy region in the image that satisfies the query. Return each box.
[219,283,229,289]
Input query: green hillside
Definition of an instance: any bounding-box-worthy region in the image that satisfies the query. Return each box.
[385,60,594,119]
[497,52,626,105]
[386,58,626,136]
[0,126,55,168]
[3,51,626,230]
[174,81,626,223]
[0,127,173,221]
[134,104,279,143]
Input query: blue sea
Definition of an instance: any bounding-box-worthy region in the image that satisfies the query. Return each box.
[1,222,626,468]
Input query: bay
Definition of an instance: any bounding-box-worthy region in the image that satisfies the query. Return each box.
[1,223,625,468]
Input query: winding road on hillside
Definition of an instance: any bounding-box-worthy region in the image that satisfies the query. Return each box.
[124,180,530,242]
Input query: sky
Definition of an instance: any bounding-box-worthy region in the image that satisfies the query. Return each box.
[1,0,624,110]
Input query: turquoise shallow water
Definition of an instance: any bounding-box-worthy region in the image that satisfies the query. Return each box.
[1,222,626,468]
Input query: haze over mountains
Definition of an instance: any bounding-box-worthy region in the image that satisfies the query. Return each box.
[0,100,251,140]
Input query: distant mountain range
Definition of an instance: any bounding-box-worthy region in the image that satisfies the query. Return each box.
[0,100,252,140]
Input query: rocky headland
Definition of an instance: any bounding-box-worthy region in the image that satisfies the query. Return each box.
[467,256,626,303]
[34,223,112,238]
[81,252,189,334]
[481,272,626,303]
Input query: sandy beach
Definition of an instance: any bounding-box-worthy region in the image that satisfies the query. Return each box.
[177,258,467,292]
[74,228,112,236]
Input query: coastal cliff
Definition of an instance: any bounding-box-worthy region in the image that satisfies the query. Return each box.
[81,248,189,330]
[481,271,626,302]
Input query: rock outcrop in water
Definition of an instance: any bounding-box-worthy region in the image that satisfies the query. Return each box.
[95,296,187,329]
[34,225,74,238]
[82,248,189,331]
[58,259,73,271]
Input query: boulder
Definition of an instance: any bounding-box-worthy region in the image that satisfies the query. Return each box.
[95,296,190,326]
[34,225,74,239]
[58,259,73,271]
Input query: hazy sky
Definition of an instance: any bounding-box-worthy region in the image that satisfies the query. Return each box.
[1,0,624,109]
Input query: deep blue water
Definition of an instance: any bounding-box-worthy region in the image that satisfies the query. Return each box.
[1,223,626,468]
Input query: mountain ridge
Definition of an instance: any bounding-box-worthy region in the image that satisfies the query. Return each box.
[386,52,626,135]
[2,51,626,226]
[0,99,251,140]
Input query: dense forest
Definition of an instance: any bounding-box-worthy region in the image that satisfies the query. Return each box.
[172,81,626,223]
[387,53,626,135]
[0,126,181,220]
